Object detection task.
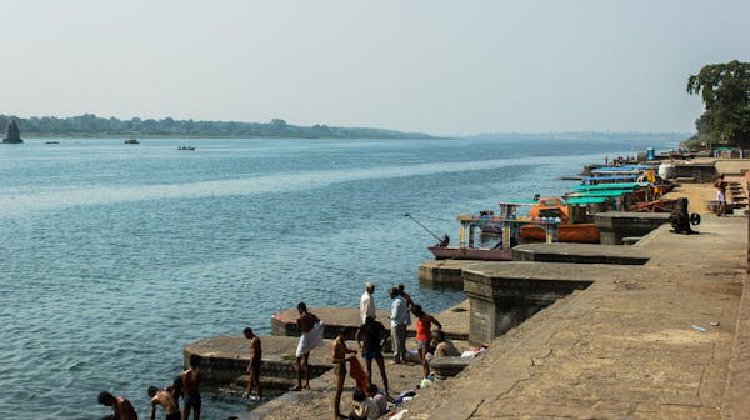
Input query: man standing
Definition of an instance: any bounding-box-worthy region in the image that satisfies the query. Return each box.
[388,287,407,364]
[355,316,390,398]
[181,355,201,420]
[243,327,262,400]
[98,391,138,420]
[148,385,180,420]
[715,175,727,216]
[359,282,376,324]
[294,302,322,391]
[332,327,356,419]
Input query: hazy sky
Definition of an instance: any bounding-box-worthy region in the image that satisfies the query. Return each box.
[2,0,748,135]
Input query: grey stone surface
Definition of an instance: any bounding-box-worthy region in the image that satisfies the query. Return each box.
[596,211,671,245]
[512,242,651,264]
[399,216,747,420]
[218,214,750,420]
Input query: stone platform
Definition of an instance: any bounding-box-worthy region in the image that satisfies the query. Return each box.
[271,301,470,342]
[595,211,671,245]
[184,335,334,385]
[511,242,651,265]
[399,215,749,419]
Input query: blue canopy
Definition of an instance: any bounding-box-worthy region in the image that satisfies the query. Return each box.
[571,182,648,191]
[591,165,655,173]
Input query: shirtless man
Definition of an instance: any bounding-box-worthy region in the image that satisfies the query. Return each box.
[180,355,201,420]
[355,316,390,398]
[243,327,262,400]
[294,302,320,391]
[332,328,356,420]
[148,385,181,420]
[98,391,138,420]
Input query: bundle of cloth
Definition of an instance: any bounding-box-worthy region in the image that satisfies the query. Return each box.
[296,320,324,357]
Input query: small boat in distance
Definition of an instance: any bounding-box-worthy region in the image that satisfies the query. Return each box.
[178,145,196,150]
[124,138,140,145]
[45,140,60,145]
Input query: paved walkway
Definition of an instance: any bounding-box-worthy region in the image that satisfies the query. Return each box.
[401,215,748,419]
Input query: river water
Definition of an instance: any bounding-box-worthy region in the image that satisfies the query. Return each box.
[0,137,668,419]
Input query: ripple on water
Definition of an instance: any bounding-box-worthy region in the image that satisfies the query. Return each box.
[0,138,663,419]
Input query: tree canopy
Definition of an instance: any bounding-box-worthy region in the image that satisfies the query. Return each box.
[686,60,750,147]
[0,114,435,140]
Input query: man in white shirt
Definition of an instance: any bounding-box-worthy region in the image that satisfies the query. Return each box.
[359,282,376,324]
[389,287,408,364]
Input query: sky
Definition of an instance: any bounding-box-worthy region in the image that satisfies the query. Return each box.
[1,0,748,136]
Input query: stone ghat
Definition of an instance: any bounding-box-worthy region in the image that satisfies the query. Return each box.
[270,303,470,342]
[398,215,750,419]
[511,242,651,265]
[184,300,471,386]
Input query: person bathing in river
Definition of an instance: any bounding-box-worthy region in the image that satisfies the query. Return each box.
[180,354,202,420]
[412,305,442,379]
[98,391,138,420]
[294,301,323,390]
[243,327,262,400]
[148,385,181,420]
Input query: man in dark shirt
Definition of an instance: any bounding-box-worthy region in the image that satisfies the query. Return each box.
[355,315,390,398]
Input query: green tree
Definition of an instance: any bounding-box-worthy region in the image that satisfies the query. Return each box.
[686,60,750,147]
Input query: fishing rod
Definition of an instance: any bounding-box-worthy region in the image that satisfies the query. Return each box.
[403,212,443,242]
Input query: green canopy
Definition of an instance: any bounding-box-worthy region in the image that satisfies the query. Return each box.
[570,182,648,192]
[564,197,608,205]
[569,190,633,197]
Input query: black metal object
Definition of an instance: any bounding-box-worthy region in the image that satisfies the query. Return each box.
[669,198,699,234]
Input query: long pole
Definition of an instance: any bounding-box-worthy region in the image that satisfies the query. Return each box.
[404,213,442,242]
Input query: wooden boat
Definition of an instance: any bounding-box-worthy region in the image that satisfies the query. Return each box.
[520,196,601,244]
[428,202,543,261]
[124,138,140,145]
[520,223,600,244]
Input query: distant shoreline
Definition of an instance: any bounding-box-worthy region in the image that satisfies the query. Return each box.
[18,133,442,140]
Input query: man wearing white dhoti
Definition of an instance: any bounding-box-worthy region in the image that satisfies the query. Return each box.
[293,302,321,390]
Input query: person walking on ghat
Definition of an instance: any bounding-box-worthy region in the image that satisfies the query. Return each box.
[412,305,442,379]
[388,287,408,364]
[359,282,376,324]
[355,315,390,398]
[243,327,262,400]
[332,328,357,420]
[98,391,138,420]
[180,354,202,420]
[715,175,727,216]
[148,385,181,420]
[294,301,323,391]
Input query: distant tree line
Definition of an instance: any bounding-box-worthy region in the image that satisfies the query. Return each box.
[685,60,750,148]
[0,114,435,140]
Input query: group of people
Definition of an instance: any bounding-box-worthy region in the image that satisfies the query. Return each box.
[99,282,455,420]
[97,354,202,420]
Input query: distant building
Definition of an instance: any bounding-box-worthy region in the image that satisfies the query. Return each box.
[2,117,23,144]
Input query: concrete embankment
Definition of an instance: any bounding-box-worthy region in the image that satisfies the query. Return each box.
[401,214,749,419]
